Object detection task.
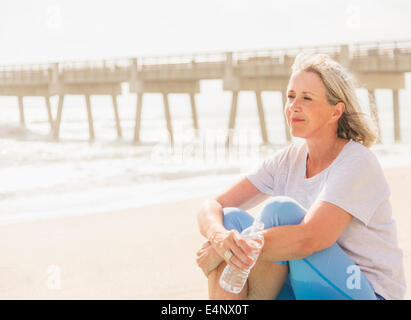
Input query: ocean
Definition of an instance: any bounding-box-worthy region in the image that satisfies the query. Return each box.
[1,80,411,225]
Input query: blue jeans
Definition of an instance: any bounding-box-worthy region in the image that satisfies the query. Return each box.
[222,196,384,300]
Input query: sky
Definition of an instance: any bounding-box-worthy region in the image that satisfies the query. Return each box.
[0,0,411,64]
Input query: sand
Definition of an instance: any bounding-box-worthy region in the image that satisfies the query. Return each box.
[0,166,409,300]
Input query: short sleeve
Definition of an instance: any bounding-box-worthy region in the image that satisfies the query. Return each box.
[244,147,288,195]
[245,159,276,194]
[317,150,390,226]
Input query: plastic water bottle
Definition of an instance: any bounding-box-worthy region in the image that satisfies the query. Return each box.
[219,220,264,294]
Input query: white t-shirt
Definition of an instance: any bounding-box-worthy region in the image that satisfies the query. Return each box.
[245,140,406,300]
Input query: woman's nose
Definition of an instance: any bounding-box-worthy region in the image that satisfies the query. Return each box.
[288,99,301,112]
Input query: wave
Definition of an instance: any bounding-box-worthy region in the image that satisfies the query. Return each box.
[0,123,52,141]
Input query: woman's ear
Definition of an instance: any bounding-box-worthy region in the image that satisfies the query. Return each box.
[333,102,346,121]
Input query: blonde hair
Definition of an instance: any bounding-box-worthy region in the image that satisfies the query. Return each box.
[291,53,378,148]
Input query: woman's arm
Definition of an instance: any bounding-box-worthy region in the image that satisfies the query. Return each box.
[197,177,271,270]
[259,200,354,262]
[197,177,270,239]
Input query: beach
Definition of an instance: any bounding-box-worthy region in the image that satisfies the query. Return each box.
[0,165,409,300]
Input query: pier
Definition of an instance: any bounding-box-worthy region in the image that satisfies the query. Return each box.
[0,40,410,144]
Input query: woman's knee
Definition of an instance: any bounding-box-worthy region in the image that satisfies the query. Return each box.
[258,196,306,229]
[222,207,254,233]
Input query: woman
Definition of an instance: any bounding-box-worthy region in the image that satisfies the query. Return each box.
[196,53,406,300]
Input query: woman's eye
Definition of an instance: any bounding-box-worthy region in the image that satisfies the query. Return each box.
[287,95,294,99]
[304,97,312,101]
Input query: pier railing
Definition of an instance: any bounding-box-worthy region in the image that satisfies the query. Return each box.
[0,63,51,85]
[0,40,410,85]
[58,59,131,83]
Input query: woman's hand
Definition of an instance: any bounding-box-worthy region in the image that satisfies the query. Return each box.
[209,230,258,272]
[196,241,224,277]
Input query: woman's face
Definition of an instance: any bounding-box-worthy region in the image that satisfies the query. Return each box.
[285,70,342,139]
